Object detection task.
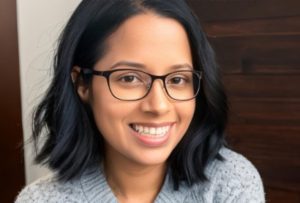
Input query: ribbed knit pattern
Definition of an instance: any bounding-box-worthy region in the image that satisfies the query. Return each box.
[15,148,265,202]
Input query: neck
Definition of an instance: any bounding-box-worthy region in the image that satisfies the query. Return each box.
[103,154,167,203]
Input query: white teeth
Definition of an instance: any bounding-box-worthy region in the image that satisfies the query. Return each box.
[150,127,155,134]
[157,127,162,134]
[144,127,149,134]
[132,124,170,137]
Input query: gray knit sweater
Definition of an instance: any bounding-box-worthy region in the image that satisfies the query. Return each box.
[15,148,265,202]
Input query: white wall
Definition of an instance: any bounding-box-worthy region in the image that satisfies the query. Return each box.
[17,0,81,184]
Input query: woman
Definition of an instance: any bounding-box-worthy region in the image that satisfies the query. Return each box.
[16,0,265,202]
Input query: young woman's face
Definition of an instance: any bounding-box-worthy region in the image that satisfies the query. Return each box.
[86,13,195,167]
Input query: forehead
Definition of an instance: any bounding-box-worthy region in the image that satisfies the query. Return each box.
[96,12,192,71]
[108,13,186,40]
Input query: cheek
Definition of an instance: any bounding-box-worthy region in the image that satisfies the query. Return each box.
[177,100,196,136]
[89,82,118,133]
[179,100,195,123]
[89,83,135,135]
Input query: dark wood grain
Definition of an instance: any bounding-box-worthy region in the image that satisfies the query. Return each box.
[203,16,300,37]
[227,124,300,188]
[188,0,300,21]
[188,0,300,202]
[228,98,300,125]
[223,75,300,98]
[266,187,300,202]
[210,35,300,74]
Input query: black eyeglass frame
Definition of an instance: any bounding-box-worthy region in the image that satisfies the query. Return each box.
[80,68,203,101]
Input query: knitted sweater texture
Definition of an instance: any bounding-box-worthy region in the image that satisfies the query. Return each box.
[15,148,265,202]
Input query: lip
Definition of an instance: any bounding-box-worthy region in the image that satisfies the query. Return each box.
[129,122,175,147]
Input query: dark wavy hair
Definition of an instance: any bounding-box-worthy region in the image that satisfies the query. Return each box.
[32,0,228,190]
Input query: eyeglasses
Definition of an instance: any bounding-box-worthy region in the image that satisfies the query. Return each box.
[81,68,202,101]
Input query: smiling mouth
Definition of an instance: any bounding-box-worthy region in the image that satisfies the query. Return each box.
[130,124,171,138]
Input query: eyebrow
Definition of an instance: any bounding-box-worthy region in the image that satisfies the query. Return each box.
[109,60,193,70]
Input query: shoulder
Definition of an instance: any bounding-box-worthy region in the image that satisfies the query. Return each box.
[15,174,86,203]
[212,147,262,182]
[190,148,265,202]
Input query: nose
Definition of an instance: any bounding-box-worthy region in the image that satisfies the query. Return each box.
[140,79,171,115]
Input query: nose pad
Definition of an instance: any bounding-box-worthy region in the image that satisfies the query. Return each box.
[140,80,171,114]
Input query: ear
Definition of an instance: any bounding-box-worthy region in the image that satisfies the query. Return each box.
[71,66,89,102]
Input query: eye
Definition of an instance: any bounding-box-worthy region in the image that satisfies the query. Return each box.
[168,75,189,85]
[169,76,185,84]
[115,72,144,85]
[120,75,138,83]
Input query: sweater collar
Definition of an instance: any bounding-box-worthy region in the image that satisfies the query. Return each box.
[80,165,189,203]
[80,165,117,203]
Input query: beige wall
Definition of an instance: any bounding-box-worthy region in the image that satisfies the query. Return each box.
[17,0,81,184]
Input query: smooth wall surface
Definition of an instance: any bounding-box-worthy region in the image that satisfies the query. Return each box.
[17,0,81,184]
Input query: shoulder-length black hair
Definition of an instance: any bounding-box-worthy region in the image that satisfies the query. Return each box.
[33,0,228,190]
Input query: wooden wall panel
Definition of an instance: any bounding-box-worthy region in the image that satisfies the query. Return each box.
[229,99,300,125]
[192,0,300,21]
[188,0,300,202]
[210,36,300,74]
[224,75,300,98]
[227,125,300,188]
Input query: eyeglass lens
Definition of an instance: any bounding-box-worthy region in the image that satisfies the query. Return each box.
[107,70,201,101]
